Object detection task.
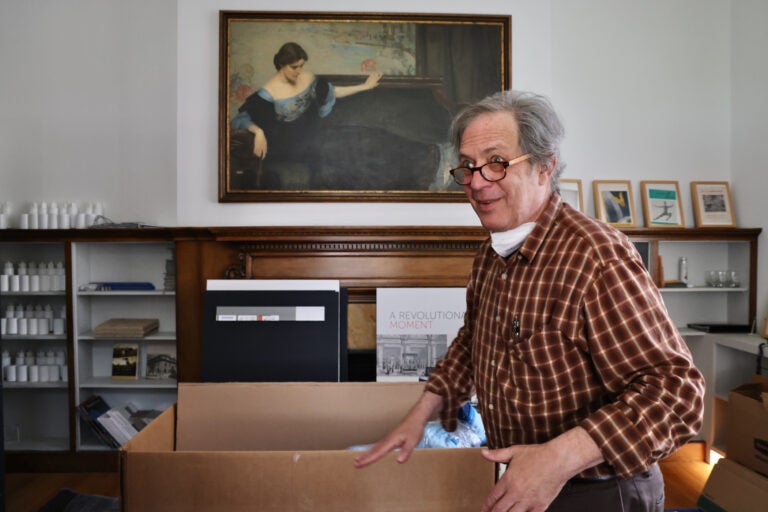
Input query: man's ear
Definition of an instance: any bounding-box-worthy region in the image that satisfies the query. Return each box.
[538,158,556,183]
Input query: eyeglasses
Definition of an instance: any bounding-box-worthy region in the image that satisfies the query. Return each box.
[449,153,533,185]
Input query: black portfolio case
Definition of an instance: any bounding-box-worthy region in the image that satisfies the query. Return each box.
[201,289,346,382]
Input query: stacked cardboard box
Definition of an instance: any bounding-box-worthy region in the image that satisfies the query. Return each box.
[120,382,495,512]
[698,379,768,511]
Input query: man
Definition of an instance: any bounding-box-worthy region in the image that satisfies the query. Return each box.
[354,91,705,512]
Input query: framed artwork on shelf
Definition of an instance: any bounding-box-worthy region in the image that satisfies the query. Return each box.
[592,180,636,227]
[690,181,736,227]
[218,11,511,202]
[640,180,684,228]
[559,178,584,212]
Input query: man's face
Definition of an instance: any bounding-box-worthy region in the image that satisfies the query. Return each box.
[458,111,553,233]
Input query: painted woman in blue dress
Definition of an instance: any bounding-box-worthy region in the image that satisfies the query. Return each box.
[231,42,383,188]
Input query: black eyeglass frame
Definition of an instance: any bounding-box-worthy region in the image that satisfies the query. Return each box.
[449,153,533,185]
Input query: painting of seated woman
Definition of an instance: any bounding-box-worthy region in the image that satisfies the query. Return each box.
[221,13,510,201]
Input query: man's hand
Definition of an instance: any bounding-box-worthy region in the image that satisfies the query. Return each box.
[480,427,604,512]
[354,391,443,469]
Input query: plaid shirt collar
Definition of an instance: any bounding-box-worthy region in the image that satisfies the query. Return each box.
[516,192,562,263]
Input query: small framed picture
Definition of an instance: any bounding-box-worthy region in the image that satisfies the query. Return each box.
[559,179,584,212]
[640,181,684,228]
[690,181,736,227]
[593,180,636,227]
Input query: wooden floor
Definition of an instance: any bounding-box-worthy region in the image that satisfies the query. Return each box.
[4,443,712,512]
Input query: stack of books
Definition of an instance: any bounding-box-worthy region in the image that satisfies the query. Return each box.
[94,318,159,338]
[77,395,161,448]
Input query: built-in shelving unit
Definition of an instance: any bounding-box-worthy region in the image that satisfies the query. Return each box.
[71,241,177,451]
[0,225,763,471]
[0,242,70,453]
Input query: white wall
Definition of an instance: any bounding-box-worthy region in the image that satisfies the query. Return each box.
[551,0,730,226]
[0,0,177,226]
[731,0,768,325]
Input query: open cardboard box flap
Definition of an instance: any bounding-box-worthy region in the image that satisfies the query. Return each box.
[120,382,495,512]
[175,381,426,451]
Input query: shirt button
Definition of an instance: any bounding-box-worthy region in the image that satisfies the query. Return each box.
[496,315,501,322]
[501,272,507,279]
[517,254,523,261]
[491,360,496,366]
[488,404,495,410]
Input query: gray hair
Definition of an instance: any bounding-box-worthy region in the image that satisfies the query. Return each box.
[450,90,566,192]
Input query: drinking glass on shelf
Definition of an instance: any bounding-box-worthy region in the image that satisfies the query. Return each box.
[729,270,740,288]
[717,270,729,288]
[705,270,718,287]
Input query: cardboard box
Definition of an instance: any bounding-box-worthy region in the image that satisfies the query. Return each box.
[726,381,768,476]
[120,382,495,511]
[698,458,768,512]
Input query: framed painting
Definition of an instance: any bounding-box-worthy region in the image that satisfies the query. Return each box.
[593,180,636,227]
[559,178,584,212]
[218,11,511,202]
[640,180,684,228]
[690,181,736,227]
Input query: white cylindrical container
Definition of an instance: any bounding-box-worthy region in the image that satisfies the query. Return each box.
[7,317,18,335]
[29,211,39,229]
[18,318,27,335]
[59,212,70,229]
[20,274,30,292]
[0,213,7,229]
[40,275,51,292]
[61,365,68,382]
[75,213,86,229]
[30,274,40,292]
[49,364,60,381]
[6,365,17,382]
[20,213,29,229]
[0,274,8,292]
[37,318,49,334]
[28,318,38,335]
[17,365,28,382]
[29,365,39,382]
[52,318,65,335]
[39,365,49,382]
[10,274,20,292]
[0,318,5,335]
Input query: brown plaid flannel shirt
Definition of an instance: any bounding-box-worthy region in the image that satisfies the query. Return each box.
[425,194,704,479]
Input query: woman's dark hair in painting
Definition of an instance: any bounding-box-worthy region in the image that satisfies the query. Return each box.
[273,42,309,70]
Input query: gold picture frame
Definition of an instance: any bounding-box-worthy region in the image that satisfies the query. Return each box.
[593,180,636,227]
[559,178,584,212]
[690,181,736,227]
[218,11,511,202]
[640,180,684,228]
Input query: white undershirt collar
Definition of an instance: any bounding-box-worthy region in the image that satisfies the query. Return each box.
[490,222,536,258]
